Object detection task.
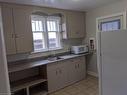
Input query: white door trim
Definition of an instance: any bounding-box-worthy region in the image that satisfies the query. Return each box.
[0,7,11,95]
[96,12,127,32]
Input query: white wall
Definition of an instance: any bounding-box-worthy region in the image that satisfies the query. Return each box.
[0,7,11,95]
[85,0,127,75]
[7,38,83,62]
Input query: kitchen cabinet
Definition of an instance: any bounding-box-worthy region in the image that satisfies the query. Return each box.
[2,6,16,55]
[2,6,33,55]
[67,59,78,85]
[75,56,86,81]
[13,7,33,54]
[8,53,87,94]
[66,11,85,38]
[47,61,68,93]
[47,62,60,93]
[67,56,86,85]
[47,56,86,93]
[58,61,68,88]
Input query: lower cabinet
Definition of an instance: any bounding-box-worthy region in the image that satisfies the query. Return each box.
[75,56,86,81]
[47,56,86,93]
[67,59,78,85]
[47,61,68,93]
[67,56,86,85]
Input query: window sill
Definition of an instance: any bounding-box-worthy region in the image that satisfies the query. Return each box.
[31,47,63,54]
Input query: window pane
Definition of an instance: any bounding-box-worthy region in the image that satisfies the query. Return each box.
[112,22,119,30]
[31,15,61,52]
[48,32,58,48]
[107,23,112,31]
[32,21,36,31]
[101,20,120,32]
[47,20,58,31]
[33,33,45,51]
[32,20,44,32]
[102,24,107,31]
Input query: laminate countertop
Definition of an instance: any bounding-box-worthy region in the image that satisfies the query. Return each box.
[8,53,90,73]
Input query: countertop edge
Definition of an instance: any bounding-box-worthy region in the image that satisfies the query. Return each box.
[8,53,90,73]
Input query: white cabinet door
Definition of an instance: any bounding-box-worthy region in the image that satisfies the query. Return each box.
[47,56,86,93]
[2,7,16,55]
[58,61,68,88]
[47,62,59,93]
[2,6,33,55]
[67,57,86,84]
[67,59,77,85]
[13,7,33,53]
[76,56,86,81]
[47,61,68,93]
[66,11,85,38]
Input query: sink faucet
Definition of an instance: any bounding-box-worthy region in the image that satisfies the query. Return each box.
[49,50,56,58]
[52,50,56,57]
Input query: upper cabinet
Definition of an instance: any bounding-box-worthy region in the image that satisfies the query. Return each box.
[2,5,33,55]
[2,6,16,55]
[66,11,85,38]
[13,7,33,54]
[1,4,86,55]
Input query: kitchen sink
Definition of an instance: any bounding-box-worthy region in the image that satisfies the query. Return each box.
[47,56,64,61]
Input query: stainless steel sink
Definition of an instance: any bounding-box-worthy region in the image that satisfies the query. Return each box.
[47,56,63,61]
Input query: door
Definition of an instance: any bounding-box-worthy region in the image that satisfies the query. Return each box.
[13,7,33,53]
[47,61,68,93]
[74,57,86,82]
[100,31,127,95]
[2,7,16,55]
[67,59,78,85]
[47,62,59,93]
[67,11,85,38]
[77,56,86,81]
[58,61,68,88]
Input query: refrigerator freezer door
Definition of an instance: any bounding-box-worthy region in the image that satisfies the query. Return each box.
[100,31,127,95]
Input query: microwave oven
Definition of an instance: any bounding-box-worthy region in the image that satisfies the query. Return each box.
[71,45,89,54]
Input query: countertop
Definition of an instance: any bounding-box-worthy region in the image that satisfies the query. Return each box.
[8,53,90,73]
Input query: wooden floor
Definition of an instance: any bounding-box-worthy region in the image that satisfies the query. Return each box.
[49,75,98,95]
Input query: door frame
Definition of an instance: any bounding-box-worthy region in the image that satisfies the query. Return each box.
[0,6,11,95]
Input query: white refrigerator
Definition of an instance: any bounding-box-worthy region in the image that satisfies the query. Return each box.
[97,30,127,95]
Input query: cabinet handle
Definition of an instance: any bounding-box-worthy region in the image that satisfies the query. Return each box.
[75,65,77,69]
[56,70,58,75]
[59,69,62,74]
[78,64,79,68]
[15,34,19,38]
[12,34,15,38]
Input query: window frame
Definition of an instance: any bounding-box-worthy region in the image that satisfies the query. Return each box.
[100,19,121,31]
[46,16,62,50]
[31,15,63,53]
[96,12,126,32]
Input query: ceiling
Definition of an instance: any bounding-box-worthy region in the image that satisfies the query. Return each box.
[0,0,120,11]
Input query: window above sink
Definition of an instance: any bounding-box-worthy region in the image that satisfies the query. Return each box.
[31,15,63,53]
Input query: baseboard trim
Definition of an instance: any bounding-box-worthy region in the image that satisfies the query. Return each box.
[87,71,98,77]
